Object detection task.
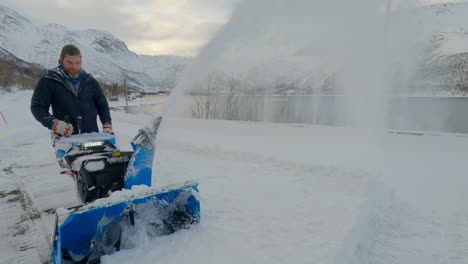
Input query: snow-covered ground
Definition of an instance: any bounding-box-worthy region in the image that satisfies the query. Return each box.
[1,90,468,263]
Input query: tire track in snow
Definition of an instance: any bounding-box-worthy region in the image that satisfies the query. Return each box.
[0,170,43,263]
[1,164,55,264]
[0,134,83,263]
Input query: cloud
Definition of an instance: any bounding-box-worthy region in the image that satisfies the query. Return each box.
[117,0,241,55]
[13,0,459,55]
[1,0,241,55]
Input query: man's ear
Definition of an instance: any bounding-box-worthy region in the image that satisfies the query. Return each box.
[58,58,62,64]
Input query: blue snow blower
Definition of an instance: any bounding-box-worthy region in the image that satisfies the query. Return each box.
[51,117,200,263]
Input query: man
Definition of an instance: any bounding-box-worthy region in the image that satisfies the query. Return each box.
[31,44,113,136]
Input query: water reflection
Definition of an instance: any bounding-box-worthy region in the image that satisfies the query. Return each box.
[126,95,468,134]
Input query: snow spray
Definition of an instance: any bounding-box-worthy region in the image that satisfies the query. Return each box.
[166,0,428,134]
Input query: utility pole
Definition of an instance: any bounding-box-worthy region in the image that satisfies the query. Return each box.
[124,79,128,114]
[0,112,8,126]
[385,0,393,44]
[384,0,393,76]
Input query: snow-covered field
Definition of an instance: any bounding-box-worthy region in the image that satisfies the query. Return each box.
[1,91,468,263]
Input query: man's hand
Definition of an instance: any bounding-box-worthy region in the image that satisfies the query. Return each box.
[102,124,113,134]
[52,120,74,136]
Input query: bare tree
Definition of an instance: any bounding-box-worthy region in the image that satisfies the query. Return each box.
[0,62,14,90]
[191,73,225,119]
[237,73,262,122]
[223,76,241,120]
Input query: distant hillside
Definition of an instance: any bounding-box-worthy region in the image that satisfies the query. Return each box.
[0,47,45,91]
[406,3,468,95]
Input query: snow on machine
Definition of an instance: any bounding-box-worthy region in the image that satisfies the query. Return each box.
[51,116,200,263]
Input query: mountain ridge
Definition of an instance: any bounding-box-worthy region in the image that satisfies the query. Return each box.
[0,4,191,92]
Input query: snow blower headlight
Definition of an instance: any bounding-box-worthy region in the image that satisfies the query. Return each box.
[82,141,105,149]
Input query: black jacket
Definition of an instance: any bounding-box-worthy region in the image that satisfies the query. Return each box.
[31,68,112,134]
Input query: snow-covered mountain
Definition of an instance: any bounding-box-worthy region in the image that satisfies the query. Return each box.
[410,3,468,94]
[0,4,191,92]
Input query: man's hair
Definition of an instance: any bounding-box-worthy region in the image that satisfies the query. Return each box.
[60,44,81,60]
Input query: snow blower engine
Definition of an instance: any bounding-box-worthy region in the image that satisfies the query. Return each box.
[54,132,131,203]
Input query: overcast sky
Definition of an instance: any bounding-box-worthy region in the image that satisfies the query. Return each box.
[1,0,464,56]
[2,0,241,56]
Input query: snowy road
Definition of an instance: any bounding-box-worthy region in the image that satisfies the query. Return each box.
[1,91,468,263]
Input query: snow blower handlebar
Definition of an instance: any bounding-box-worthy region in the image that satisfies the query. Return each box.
[63,115,82,134]
[76,116,82,134]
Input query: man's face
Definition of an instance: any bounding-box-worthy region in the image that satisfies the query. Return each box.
[61,55,82,77]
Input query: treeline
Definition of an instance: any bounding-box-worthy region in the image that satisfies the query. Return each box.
[100,83,127,101]
[0,60,129,100]
[0,60,45,91]
[189,72,265,121]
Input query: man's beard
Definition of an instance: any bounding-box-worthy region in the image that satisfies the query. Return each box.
[64,69,81,78]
